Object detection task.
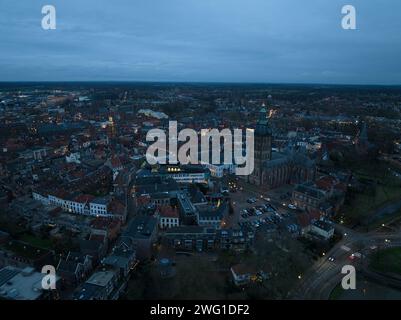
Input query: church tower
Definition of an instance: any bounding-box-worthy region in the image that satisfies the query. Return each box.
[250,105,272,185]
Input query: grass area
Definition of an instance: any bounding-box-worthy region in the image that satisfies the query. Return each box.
[329,283,344,300]
[1,240,51,259]
[370,247,401,275]
[19,233,53,249]
[342,161,401,225]
[345,186,401,219]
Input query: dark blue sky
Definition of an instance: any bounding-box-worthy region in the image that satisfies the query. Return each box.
[1,0,401,84]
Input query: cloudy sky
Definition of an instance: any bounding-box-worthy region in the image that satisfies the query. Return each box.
[1,0,400,84]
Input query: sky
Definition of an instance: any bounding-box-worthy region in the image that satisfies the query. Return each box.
[0,0,401,84]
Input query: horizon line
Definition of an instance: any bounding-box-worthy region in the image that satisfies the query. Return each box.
[1,80,401,87]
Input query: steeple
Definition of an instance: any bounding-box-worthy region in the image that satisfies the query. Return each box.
[255,105,271,136]
[253,104,273,179]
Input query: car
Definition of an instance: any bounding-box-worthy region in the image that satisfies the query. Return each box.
[349,252,362,260]
[255,210,263,216]
[288,204,297,210]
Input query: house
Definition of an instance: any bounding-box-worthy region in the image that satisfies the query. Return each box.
[157,205,180,229]
[90,218,121,241]
[163,226,216,252]
[292,183,327,212]
[90,197,110,217]
[102,242,137,278]
[108,198,127,223]
[230,264,265,286]
[79,236,107,265]
[310,220,335,240]
[74,270,118,300]
[197,201,228,229]
[216,227,254,252]
[72,194,95,215]
[57,252,93,287]
[120,215,158,261]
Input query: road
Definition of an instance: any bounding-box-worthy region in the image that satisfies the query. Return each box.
[289,223,401,299]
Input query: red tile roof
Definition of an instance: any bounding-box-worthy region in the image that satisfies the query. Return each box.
[157,205,179,218]
[73,194,95,204]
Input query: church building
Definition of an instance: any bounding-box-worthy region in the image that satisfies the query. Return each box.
[246,106,316,189]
